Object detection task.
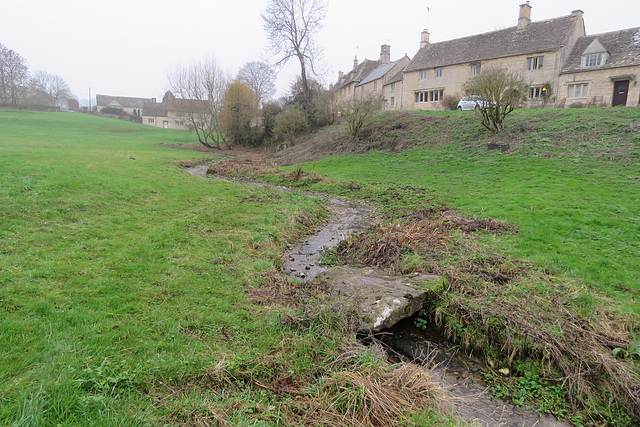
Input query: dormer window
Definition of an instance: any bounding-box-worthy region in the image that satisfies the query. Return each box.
[581,53,605,67]
[580,39,608,68]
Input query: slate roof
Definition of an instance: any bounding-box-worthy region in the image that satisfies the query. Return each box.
[405,14,579,72]
[356,59,401,87]
[562,27,640,73]
[96,94,154,108]
[336,59,381,90]
[142,102,168,117]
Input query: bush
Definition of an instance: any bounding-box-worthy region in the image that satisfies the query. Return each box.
[442,94,460,111]
[274,107,309,143]
[340,95,378,139]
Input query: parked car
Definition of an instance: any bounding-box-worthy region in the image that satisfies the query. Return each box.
[457,95,491,110]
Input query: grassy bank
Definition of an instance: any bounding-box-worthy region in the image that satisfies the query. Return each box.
[256,107,640,424]
[1,111,454,426]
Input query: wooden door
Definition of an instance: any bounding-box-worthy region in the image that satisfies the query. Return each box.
[612,80,629,106]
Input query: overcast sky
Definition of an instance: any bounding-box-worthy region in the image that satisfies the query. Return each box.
[2,0,638,105]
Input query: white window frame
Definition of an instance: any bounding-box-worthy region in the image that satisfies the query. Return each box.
[435,67,442,78]
[471,63,481,75]
[419,70,427,79]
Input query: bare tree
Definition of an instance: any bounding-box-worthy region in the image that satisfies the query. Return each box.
[30,71,72,108]
[262,0,326,111]
[340,94,378,139]
[237,61,276,106]
[167,58,230,149]
[0,44,29,106]
[464,66,527,132]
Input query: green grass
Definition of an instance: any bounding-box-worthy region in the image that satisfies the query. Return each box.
[0,111,337,425]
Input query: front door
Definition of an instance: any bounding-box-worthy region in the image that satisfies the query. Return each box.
[612,80,629,106]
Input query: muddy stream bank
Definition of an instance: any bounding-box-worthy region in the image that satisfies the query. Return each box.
[186,165,569,427]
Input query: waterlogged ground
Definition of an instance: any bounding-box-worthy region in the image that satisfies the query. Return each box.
[186,164,570,426]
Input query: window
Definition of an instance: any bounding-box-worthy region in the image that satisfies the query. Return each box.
[419,70,427,79]
[527,56,544,70]
[568,83,588,98]
[415,89,444,103]
[471,63,481,75]
[148,118,155,123]
[391,97,395,106]
[581,53,604,67]
[391,82,396,92]
[435,67,442,77]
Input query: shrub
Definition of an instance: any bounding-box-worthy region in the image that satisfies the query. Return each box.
[274,107,309,142]
[442,94,460,111]
[340,95,378,139]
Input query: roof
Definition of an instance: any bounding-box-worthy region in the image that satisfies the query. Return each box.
[336,59,381,90]
[96,94,154,108]
[405,14,579,72]
[383,69,405,87]
[356,59,401,87]
[142,102,168,117]
[562,27,640,73]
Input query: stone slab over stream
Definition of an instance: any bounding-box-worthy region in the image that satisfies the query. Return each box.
[315,266,440,333]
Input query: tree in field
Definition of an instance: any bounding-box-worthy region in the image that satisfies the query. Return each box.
[0,43,29,106]
[463,66,527,132]
[340,95,378,139]
[220,79,258,146]
[30,71,72,107]
[167,58,229,149]
[274,107,308,143]
[262,0,326,112]
[237,61,276,107]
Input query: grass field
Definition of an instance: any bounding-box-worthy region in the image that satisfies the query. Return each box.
[1,111,385,425]
[1,108,639,425]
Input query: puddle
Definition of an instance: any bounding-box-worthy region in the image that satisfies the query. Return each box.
[186,165,570,427]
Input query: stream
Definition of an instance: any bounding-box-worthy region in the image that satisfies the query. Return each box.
[186,165,570,427]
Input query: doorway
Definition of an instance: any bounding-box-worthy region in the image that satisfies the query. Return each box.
[612,80,629,106]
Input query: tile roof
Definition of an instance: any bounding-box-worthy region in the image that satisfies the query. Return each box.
[142,102,168,117]
[96,94,154,108]
[336,59,381,90]
[562,27,640,73]
[405,14,578,72]
[383,70,405,87]
[356,59,401,87]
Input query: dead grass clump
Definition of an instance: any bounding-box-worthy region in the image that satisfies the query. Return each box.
[246,267,326,308]
[288,166,323,183]
[435,284,640,419]
[207,158,275,176]
[314,363,447,427]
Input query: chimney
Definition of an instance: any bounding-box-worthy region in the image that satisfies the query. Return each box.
[339,70,344,79]
[151,97,156,103]
[420,30,430,48]
[353,56,358,69]
[571,9,584,20]
[380,44,391,65]
[517,2,532,30]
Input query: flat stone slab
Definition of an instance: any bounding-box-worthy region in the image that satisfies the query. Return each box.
[315,266,441,333]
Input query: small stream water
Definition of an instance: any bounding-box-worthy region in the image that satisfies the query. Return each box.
[186,165,570,426]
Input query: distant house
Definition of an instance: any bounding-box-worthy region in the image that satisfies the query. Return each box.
[333,45,409,107]
[95,94,155,115]
[559,27,640,107]
[141,102,169,128]
[401,4,586,110]
[382,70,405,111]
[141,95,208,130]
